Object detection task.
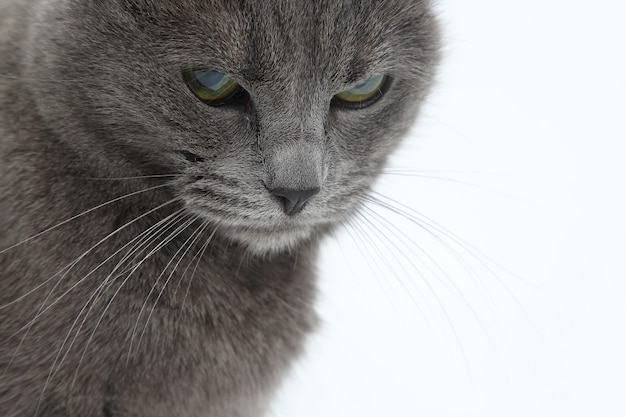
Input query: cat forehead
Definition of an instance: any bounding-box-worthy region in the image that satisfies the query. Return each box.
[125,0,429,19]
[115,0,433,81]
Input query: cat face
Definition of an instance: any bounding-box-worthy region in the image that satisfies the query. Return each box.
[29,0,440,253]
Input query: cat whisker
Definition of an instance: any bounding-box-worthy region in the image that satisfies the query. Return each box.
[0,198,180,312]
[356,202,508,380]
[43,209,188,383]
[368,193,501,310]
[32,208,187,417]
[342,217,396,304]
[80,173,186,181]
[236,242,255,279]
[133,219,210,360]
[381,168,522,200]
[351,210,436,329]
[352,208,438,329]
[0,74,84,83]
[177,225,220,319]
[1,203,180,345]
[369,192,498,277]
[70,209,191,363]
[359,200,461,296]
[117,210,190,272]
[1,199,180,384]
[125,215,197,364]
[171,222,212,298]
[382,168,506,176]
[356,206,482,374]
[366,191,535,329]
[346,210,474,378]
[364,200,491,316]
[356,203,495,359]
[66,212,198,397]
[392,75,437,95]
[0,183,171,255]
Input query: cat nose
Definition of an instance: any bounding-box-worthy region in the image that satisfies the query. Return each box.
[269,187,320,216]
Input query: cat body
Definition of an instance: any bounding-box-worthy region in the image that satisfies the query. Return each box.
[0,0,439,415]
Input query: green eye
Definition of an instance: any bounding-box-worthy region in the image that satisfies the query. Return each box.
[334,74,388,106]
[183,69,241,104]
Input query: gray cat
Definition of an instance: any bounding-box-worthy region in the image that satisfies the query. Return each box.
[0,0,440,415]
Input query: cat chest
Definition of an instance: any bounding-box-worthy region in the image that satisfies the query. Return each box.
[95,314,294,417]
[64,285,315,417]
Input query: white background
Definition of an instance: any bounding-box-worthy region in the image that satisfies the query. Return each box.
[272,1,626,416]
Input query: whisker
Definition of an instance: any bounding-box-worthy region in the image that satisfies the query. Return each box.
[177,226,220,318]
[0,198,179,312]
[116,211,190,274]
[133,220,210,359]
[0,183,171,255]
[0,74,83,83]
[125,215,197,363]
[1,199,180,382]
[382,168,506,176]
[358,203,498,350]
[342,217,396,304]
[80,174,186,181]
[367,192,536,329]
[351,210,435,329]
[368,196,501,321]
[346,211,475,378]
[171,222,215,298]
[1,204,181,347]
[32,208,186,416]
[43,209,187,380]
[358,206,482,350]
[359,201,459,296]
[355,203,480,381]
[370,192,505,278]
[67,213,197,395]
[380,168,529,203]
[366,194,499,308]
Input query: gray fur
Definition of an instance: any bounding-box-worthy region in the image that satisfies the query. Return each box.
[0,0,440,415]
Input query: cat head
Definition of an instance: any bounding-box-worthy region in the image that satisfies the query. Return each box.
[27,0,440,254]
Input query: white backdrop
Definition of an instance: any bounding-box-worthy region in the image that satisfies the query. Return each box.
[272,0,626,416]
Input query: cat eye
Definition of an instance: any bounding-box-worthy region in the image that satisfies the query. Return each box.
[182,69,247,106]
[333,74,389,108]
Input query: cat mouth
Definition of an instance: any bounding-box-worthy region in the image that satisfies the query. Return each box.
[182,189,335,253]
[198,206,336,254]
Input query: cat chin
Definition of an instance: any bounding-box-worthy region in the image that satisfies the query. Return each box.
[225,225,318,256]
